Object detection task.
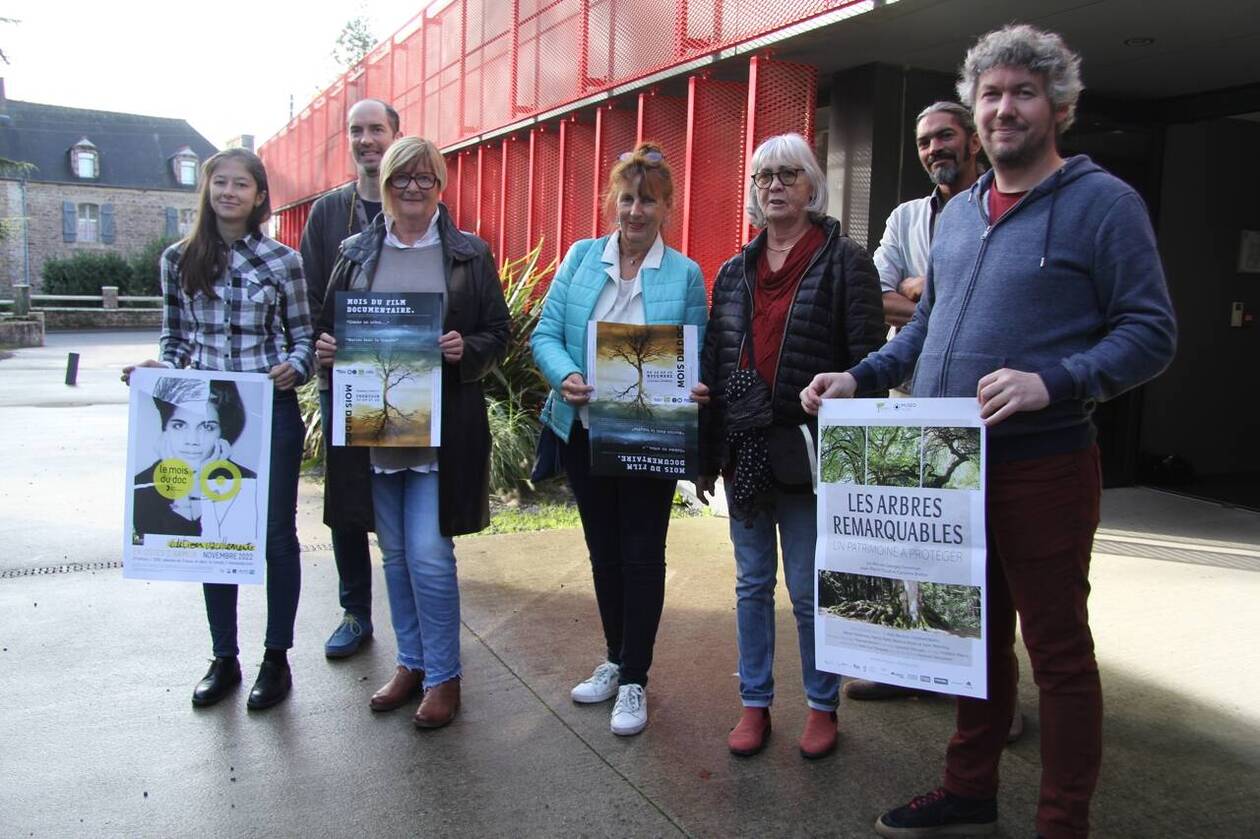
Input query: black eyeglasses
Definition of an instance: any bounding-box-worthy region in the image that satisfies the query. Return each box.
[751,168,805,188]
[619,150,664,165]
[387,172,439,190]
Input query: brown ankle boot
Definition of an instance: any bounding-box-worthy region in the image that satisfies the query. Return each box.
[799,709,838,759]
[413,677,460,729]
[727,707,771,756]
[369,666,424,712]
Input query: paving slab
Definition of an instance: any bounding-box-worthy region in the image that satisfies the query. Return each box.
[2,333,1258,838]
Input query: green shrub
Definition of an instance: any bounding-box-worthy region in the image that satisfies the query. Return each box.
[41,251,133,295]
[128,236,179,295]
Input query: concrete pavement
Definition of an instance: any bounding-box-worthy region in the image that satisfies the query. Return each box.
[1,332,1257,838]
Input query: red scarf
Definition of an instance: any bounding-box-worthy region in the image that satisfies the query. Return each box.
[745,223,826,388]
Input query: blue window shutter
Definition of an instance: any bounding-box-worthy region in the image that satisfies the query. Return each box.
[63,201,77,242]
[165,207,179,237]
[101,203,116,244]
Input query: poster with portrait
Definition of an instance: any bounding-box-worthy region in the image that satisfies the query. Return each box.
[123,368,272,584]
[332,291,443,447]
[584,321,699,478]
[814,398,987,699]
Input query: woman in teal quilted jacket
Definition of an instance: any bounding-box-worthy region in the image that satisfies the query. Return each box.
[530,143,708,737]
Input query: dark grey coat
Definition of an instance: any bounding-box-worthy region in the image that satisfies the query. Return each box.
[317,206,510,537]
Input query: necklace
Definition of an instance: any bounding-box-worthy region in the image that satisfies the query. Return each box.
[766,229,808,253]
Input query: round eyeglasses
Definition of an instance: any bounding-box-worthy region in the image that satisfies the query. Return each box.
[751,168,805,188]
[387,172,439,190]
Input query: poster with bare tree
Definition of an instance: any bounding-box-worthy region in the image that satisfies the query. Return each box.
[814,398,988,698]
[332,292,442,447]
[585,321,698,478]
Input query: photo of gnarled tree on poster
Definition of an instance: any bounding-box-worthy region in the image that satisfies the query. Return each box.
[820,424,866,484]
[818,570,981,638]
[866,425,923,487]
[595,322,677,419]
[346,345,438,445]
[921,426,982,489]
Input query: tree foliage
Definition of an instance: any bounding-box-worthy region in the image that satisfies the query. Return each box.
[332,14,375,69]
[818,570,980,637]
[922,426,981,489]
[866,425,921,487]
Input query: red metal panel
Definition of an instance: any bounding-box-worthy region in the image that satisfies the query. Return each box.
[683,75,747,292]
[477,142,503,255]
[636,90,688,248]
[457,150,479,231]
[557,117,596,259]
[258,1,867,209]
[526,126,562,269]
[743,54,819,241]
[445,152,461,221]
[591,104,636,236]
[499,135,531,262]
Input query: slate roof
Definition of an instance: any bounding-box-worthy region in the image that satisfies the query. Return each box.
[0,99,218,190]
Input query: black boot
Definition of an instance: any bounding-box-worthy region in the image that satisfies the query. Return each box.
[192,656,241,707]
[247,651,292,710]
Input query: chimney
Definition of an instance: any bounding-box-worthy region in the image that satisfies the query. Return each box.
[226,134,255,152]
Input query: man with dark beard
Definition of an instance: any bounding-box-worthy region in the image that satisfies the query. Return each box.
[874,102,982,350]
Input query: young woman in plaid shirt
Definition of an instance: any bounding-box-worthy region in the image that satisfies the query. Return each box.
[125,149,314,711]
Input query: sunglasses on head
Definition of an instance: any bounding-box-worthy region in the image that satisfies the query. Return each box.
[619,150,664,165]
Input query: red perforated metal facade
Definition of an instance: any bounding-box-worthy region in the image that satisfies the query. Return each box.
[266,1,835,285]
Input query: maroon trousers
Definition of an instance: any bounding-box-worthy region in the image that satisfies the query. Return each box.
[944,445,1103,839]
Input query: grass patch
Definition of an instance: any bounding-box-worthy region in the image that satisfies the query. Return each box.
[482,501,583,534]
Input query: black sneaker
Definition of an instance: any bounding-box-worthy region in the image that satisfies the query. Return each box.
[874,787,997,837]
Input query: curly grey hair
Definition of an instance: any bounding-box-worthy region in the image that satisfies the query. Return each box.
[955,24,1084,133]
[745,133,828,229]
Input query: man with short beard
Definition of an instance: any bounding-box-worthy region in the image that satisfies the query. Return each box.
[300,98,401,658]
[875,101,982,348]
[802,24,1176,837]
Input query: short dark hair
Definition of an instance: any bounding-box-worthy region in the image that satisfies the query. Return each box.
[152,378,247,444]
[353,98,400,134]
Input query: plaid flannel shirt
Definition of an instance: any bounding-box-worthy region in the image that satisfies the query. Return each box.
[160,233,314,381]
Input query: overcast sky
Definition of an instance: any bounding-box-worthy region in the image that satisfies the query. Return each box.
[2,0,420,149]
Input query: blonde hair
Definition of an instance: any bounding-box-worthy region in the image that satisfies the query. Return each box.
[380,136,447,217]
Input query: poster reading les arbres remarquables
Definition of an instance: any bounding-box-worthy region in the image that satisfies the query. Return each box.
[332,291,443,448]
[814,398,988,699]
[124,368,272,585]
[585,321,699,479]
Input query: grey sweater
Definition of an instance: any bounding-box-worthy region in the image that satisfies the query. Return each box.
[850,155,1177,462]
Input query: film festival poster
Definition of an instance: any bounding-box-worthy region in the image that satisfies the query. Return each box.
[123,368,273,585]
[585,321,699,479]
[332,291,443,448]
[814,398,988,699]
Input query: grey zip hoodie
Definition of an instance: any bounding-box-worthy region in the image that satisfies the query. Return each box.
[850,155,1177,462]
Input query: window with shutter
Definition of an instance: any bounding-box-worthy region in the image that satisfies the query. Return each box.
[77,204,100,242]
[165,207,179,237]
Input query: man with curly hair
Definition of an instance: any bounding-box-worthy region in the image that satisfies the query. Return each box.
[803,24,1176,837]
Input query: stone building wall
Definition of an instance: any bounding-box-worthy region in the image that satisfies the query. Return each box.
[0,181,199,293]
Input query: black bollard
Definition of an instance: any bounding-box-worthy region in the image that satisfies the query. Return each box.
[65,352,80,386]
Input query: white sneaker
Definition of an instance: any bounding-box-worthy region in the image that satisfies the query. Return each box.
[570,661,620,704]
[610,684,647,736]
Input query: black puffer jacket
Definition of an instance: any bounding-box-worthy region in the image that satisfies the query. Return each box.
[699,216,885,476]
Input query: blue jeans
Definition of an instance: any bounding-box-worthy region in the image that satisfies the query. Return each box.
[318,388,373,622]
[726,485,838,712]
[371,469,460,687]
[203,390,303,656]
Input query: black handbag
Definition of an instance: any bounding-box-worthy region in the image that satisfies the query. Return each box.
[530,424,564,483]
[742,325,817,489]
